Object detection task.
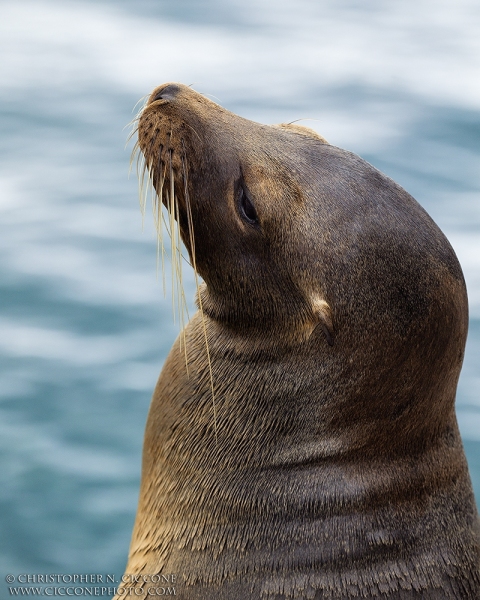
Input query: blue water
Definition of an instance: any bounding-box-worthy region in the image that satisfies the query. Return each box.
[1,0,479,593]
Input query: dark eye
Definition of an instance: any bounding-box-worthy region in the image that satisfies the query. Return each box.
[239,187,259,225]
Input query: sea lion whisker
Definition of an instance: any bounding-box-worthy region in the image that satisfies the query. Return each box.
[181,141,197,263]
[140,153,155,227]
[124,94,148,159]
[156,157,168,295]
[174,198,190,323]
[161,201,172,238]
[124,117,138,130]
[124,117,140,133]
[180,147,194,270]
[152,149,164,230]
[124,126,140,150]
[178,152,194,375]
[148,129,159,152]
[148,155,159,229]
[147,131,160,194]
[124,109,143,134]
[182,122,202,144]
[174,195,190,369]
[136,146,145,182]
[153,196,168,299]
[181,141,217,443]
[198,91,222,104]
[144,156,155,210]
[140,101,166,120]
[138,131,156,191]
[165,155,189,340]
[137,154,148,226]
[131,94,149,115]
[142,159,155,229]
[167,152,177,324]
[286,118,321,126]
[128,140,140,176]
[172,185,182,333]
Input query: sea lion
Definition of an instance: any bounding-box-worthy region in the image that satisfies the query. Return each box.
[116,83,480,599]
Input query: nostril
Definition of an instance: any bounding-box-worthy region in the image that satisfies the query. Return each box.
[152,84,181,103]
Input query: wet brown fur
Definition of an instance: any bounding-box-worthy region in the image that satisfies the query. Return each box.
[116,83,480,599]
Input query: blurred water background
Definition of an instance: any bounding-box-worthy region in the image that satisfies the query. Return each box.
[0,0,479,591]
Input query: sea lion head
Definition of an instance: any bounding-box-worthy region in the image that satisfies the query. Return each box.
[137,83,335,341]
[136,82,468,452]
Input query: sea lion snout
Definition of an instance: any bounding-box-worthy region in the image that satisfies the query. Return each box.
[150,83,182,104]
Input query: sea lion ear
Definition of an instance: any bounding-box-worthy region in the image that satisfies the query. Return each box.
[273,123,329,144]
[311,296,335,346]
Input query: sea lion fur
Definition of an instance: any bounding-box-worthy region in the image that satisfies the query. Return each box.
[115,83,480,599]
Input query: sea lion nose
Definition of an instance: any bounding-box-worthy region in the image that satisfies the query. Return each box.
[151,83,182,103]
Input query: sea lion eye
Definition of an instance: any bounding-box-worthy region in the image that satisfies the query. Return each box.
[239,187,259,225]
